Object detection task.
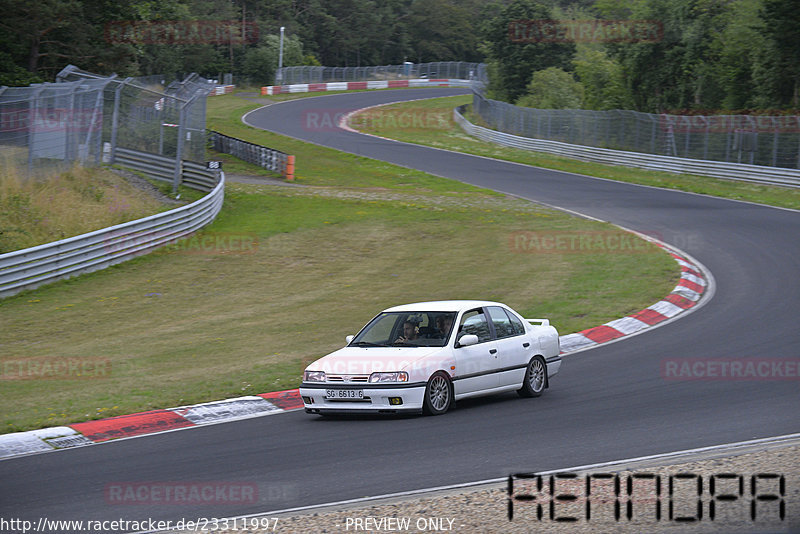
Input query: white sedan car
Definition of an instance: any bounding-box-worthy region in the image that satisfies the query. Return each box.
[300,300,561,416]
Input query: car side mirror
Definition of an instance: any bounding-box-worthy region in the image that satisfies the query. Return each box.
[457,334,479,347]
[345,335,354,344]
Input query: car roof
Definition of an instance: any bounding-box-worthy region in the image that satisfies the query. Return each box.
[383,300,507,313]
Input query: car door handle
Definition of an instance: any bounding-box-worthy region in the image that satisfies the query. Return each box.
[523,342,530,348]
[489,349,497,354]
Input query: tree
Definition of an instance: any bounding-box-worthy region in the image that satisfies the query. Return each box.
[0,0,93,78]
[407,0,482,63]
[241,34,305,85]
[573,46,631,110]
[516,67,584,109]
[753,0,800,107]
[481,0,576,103]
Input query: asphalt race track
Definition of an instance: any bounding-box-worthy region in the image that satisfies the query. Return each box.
[1,88,798,532]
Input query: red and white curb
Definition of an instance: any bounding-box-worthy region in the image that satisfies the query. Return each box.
[0,240,711,461]
[559,232,712,354]
[260,78,471,96]
[0,391,303,460]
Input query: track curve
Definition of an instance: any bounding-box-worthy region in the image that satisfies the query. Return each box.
[1,88,798,532]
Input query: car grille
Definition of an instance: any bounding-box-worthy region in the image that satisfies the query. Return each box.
[327,374,370,382]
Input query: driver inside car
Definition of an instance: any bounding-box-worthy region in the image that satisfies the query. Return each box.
[394,320,419,344]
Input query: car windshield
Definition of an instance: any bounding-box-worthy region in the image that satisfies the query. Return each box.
[350,311,457,348]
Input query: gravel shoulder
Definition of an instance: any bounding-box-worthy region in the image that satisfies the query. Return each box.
[107,167,184,205]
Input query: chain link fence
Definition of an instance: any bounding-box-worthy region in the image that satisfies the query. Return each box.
[472,90,800,170]
[276,61,487,86]
[0,65,213,177]
[275,59,800,169]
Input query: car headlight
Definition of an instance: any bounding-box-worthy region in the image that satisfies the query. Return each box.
[369,372,409,383]
[303,371,326,382]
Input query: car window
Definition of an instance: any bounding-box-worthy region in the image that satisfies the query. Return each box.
[351,312,455,347]
[504,308,526,336]
[458,309,492,343]
[354,313,397,344]
[488,306,518,339]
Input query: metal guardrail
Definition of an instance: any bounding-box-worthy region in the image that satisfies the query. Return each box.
[471,90,800,171]
[208,131,289,175]
[0,172,225,298]
[114,147,218,192]
[454,105,800,188]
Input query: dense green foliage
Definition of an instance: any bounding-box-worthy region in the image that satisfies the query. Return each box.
[0,0,486,84]
[0,0,796,112]
[482,0,800,112]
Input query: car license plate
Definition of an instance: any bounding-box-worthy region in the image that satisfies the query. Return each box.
[326,389,364,400]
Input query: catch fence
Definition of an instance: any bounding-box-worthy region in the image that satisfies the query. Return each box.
[0,65,215,189]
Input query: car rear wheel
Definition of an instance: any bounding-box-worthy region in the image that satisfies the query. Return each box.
[518,356,546,397]
[423,372,452,415]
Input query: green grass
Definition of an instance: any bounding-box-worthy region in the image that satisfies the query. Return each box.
[0,92,680,434]
[0,164,171,253]
[350,95,800,211]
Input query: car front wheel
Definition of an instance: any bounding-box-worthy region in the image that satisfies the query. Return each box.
[423,371,452,415]
[518,356,547,397]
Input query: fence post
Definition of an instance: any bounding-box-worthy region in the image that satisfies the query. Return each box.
[771,118,778,167]
[89,84,104,165]
[109,78,132,165]
[27,85,45,176]
[683,116,691,158]
[173,100,188,194]
[64,85,78,163]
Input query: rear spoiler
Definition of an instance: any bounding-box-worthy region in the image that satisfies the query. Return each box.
[525,318,550,327]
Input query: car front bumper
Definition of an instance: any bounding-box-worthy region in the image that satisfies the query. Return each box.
[299,382,427,414]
